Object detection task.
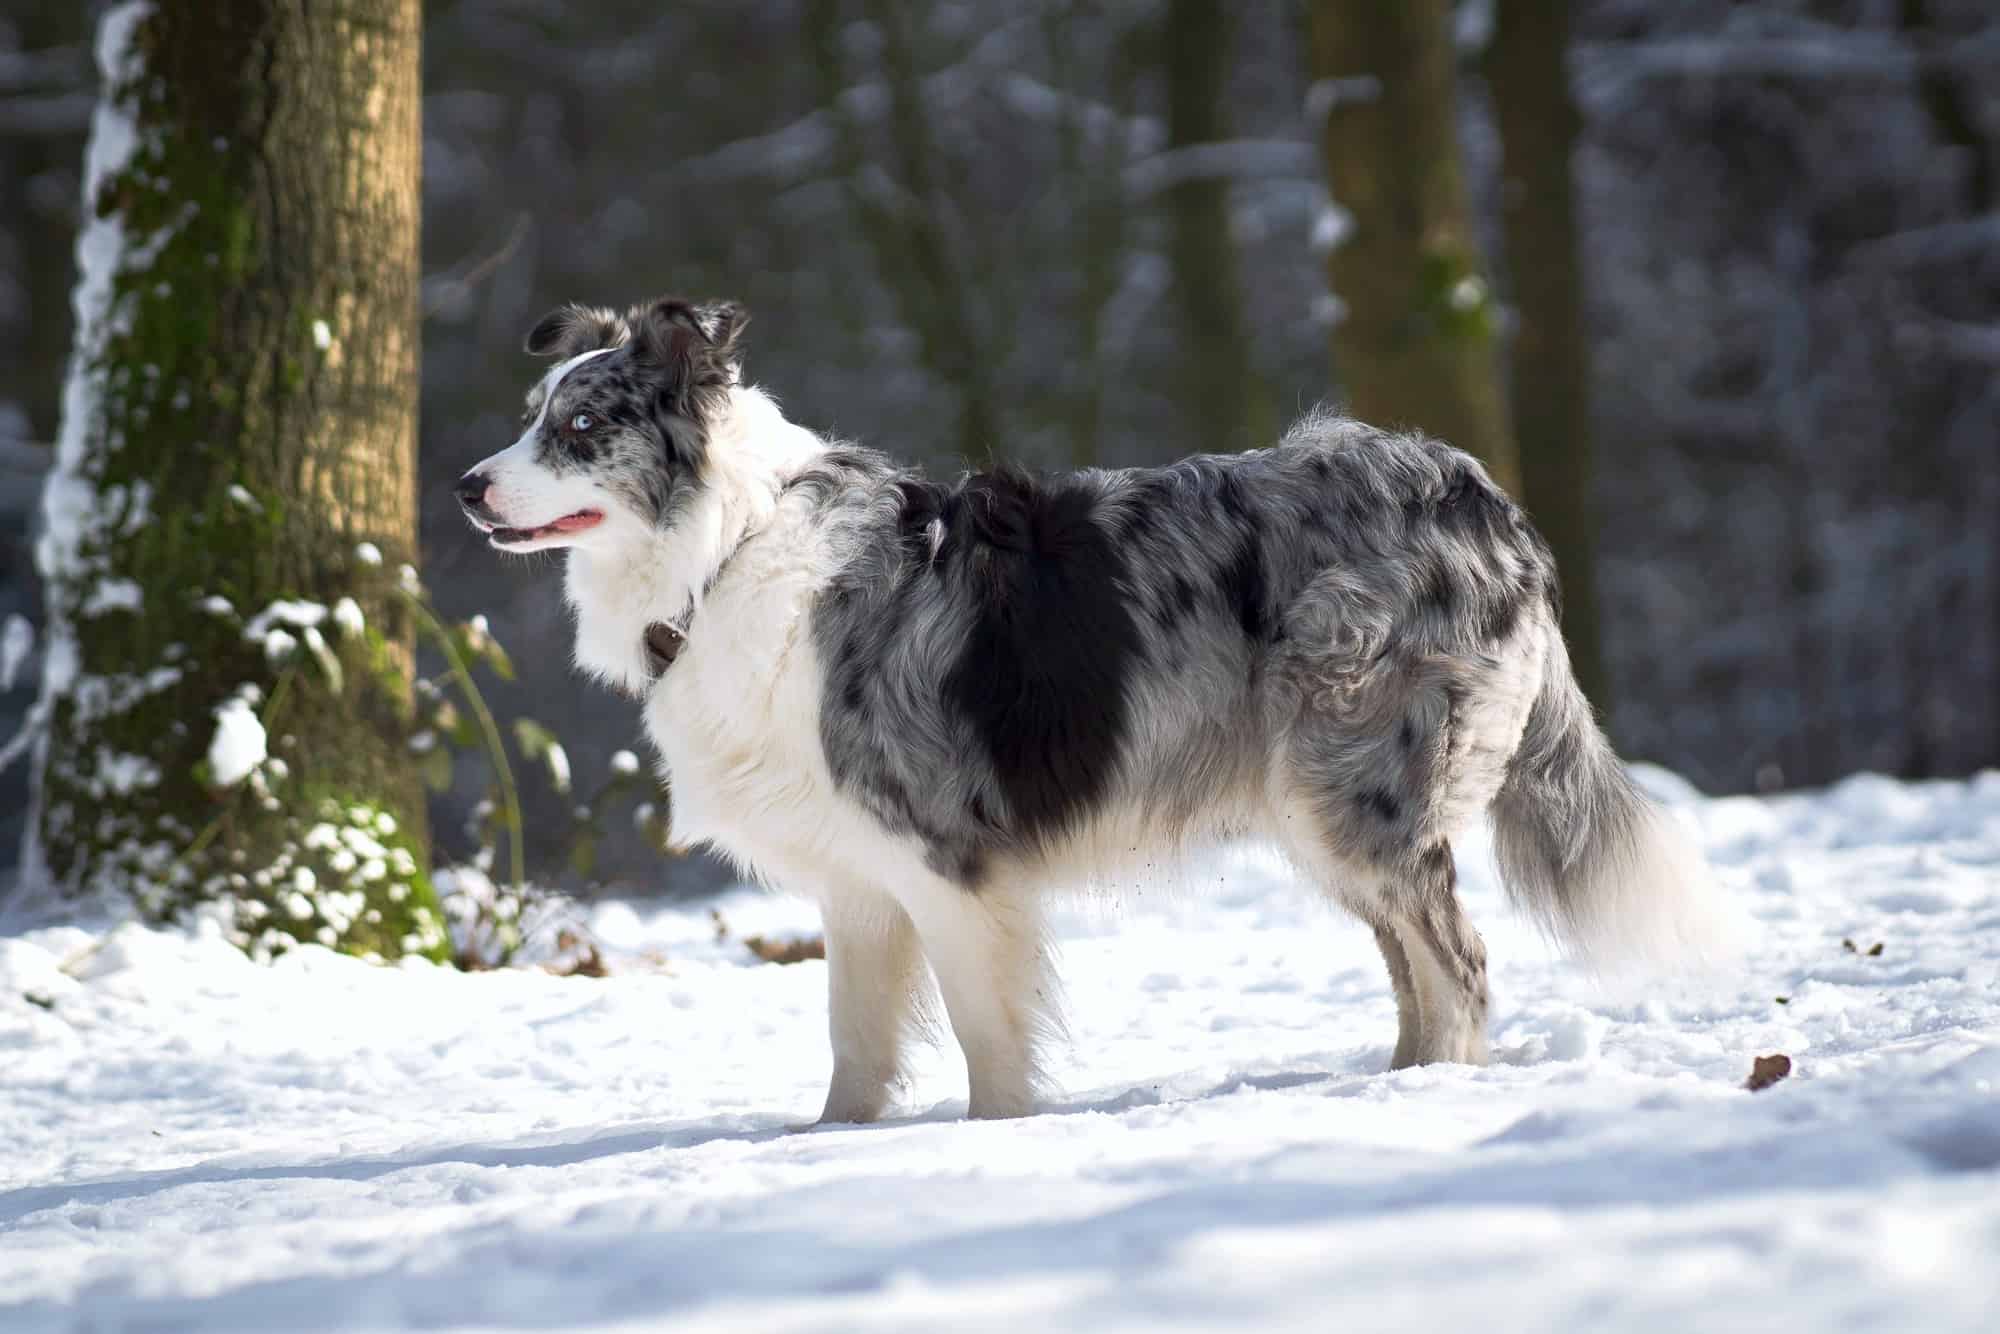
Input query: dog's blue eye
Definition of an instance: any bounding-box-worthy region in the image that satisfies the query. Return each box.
[570,412,594,433]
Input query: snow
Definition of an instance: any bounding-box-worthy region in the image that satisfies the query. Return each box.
[1309,203,1353,254]
[545,741,572,793]
[78,576,142,616]
[16,2,154,901]
[0,613,31,691]
[332,597,365,638]
[243,597,331,640]
[204,694,266,788]
[2,770,1998,1332]
[1303,75,1383,124]
[32,1,153,695]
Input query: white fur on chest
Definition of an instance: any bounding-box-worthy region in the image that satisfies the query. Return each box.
[635,508,928,895]
[643,529,824,856]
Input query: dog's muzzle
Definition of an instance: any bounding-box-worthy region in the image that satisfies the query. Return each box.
[455,470,501,526]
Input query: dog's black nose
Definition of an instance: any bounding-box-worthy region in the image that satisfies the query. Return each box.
[454,471,492,513]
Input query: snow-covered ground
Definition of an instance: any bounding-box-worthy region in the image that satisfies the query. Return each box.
[3,769,1998,1333]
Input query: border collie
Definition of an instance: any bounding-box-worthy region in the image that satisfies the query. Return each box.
[457,296,1728,1121]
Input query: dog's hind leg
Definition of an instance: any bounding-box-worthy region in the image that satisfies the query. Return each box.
[898,885,1054,1120]
[1376,845,1489,1067]
[1269,670,1492,1068]
[817,887,933,1124]
[1283,830,1490,1070]
[1372,924,1421,1069]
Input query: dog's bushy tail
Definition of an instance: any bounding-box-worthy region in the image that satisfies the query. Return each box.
[1490,631,1738,971]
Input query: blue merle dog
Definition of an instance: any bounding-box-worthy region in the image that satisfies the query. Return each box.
[457,296,1730,1121]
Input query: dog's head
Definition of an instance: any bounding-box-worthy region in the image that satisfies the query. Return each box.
[455,297,747,552]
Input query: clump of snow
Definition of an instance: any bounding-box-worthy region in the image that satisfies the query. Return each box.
[0,613,32,691]
[610,749,641,777]
[1309,203,1354,253]
[1304,74,1382,123]
[90,745,159,796]
[243,598,329,639]
[353,541,383,566]
[331,596,365,637]
[79,577,142,617]
[311,319,333,350]
[205,693,266,787]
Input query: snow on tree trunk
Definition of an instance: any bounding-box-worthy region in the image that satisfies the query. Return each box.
[1306,0,1520,495]
[1491,0,1608,712]
[18,0,442,962]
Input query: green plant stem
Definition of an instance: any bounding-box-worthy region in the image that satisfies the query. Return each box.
[399,589,525,887]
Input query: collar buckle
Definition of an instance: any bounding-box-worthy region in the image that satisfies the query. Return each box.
[644,621,686,677]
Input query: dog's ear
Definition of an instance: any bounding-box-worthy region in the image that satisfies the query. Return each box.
[692,300,747,357]
[523,304,626,359]
[632,297,748,390]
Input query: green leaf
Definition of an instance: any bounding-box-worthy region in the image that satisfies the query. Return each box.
[304,627,344,694]
[513,718,573,793]
[419,744,453,793]
[568,829,598,879]
[428,698,476,749]
[635,802,675,854]
[480,638,515,682]
[513,717,556,760]
[451,618,515,682]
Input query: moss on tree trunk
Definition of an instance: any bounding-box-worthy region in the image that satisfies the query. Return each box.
[1307,0,1519,494]
[1491,0,1607,710]
[31,0,440,961]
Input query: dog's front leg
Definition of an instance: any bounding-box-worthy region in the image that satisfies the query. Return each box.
[816,889,930,1125]
[901,888,1051,1120]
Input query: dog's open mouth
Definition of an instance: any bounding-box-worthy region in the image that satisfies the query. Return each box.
[489,509,604,546]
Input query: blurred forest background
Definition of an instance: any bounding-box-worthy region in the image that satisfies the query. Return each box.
[3,0,1997,896]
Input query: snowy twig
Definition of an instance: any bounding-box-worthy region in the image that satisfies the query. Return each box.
[1846,217,2000,270]
[1918,318,2000,365]
[421,213,533,319]
[0,701,46,776]
[1122,139,1319,200]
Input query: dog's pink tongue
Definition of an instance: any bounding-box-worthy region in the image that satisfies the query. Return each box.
[549,510,604,533]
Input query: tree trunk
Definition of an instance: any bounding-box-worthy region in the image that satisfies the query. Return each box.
[1490,0,1607,710]
[804,0,1000,464]
[1306,0,1519,493]
[22,0,441,962]
[1164,0,1259,454]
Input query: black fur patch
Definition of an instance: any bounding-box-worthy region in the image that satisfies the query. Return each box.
[1360,787,1402,823]
[1419,562,1458,614]
[1215,540,1270,641]
[933,468,1142,846]
[1477,587,1525,644]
